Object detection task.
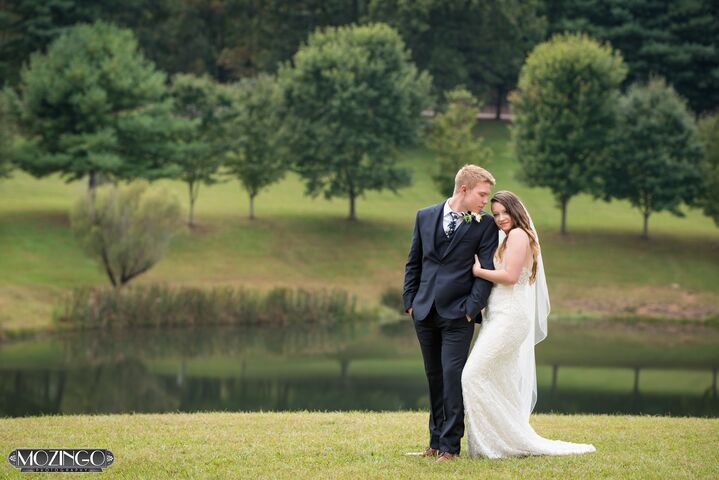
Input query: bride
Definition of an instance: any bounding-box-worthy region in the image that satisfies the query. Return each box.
[462,190,596,458]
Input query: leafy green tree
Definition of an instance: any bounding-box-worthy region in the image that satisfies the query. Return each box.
[511,33,627,234]
[70,181,183,288]
[600,78,704,238]
[11,21,186,189]
[279,23,431,221]
[428,87,491,197]
[695,112,719,227]
[368,0,546,117]
[225,74,286,220]
[545,0,719,114]
[169,74,235,227]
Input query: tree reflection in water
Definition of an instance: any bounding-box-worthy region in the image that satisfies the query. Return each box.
[0,322,717,417]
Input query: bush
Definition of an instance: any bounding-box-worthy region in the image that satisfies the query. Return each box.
[70,181,183,287]
[56,285,372,330]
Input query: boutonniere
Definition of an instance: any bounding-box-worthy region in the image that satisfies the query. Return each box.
[461,211,482,224]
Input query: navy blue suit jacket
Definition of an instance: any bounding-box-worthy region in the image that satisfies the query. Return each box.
[403,201,499,322]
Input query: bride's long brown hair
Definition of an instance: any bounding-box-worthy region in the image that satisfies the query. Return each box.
[491,191,539,284]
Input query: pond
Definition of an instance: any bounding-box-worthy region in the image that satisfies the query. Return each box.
[1,320,717,418]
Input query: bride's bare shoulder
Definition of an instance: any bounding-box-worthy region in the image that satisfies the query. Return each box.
[507,228,529,244]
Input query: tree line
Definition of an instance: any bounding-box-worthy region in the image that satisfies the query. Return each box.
[512,33,717,238]
[1,21,431,287]
[2,0,718,114]
[1,17,717,234]
[4,21,429,226]
[0,11,717,288]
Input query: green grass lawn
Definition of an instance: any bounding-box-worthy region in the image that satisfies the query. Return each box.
[0,412,717,479]
[1,121,718,333]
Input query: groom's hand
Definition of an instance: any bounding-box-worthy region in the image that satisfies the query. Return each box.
[466,314,472,322]
[407,307,415,321]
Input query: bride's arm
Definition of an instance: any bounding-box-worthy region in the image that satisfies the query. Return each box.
[473,228,529,285]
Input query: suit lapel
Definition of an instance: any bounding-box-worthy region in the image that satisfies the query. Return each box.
[428,202,445,257]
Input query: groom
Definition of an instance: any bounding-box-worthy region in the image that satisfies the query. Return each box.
[403,164,498,463]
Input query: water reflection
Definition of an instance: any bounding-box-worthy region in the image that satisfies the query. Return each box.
[1,322,717,417]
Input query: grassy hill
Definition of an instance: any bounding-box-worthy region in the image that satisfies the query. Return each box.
[1,411,717,479]
[1,121,717,333]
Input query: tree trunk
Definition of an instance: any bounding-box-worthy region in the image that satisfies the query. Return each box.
[348,194,356,222]
[641,210,650,240]
[188,181,197,227]
[560,196,568,235]
[249,193,256,220]
[99,245,117,288]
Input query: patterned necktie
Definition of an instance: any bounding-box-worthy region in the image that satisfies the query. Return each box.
[446,212,459,238]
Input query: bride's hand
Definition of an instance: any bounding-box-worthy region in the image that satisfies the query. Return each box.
[472,254,482,277]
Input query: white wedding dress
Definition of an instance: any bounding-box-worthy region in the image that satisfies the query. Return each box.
[461,257,596,458]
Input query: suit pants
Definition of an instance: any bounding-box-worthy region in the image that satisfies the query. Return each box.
[413,304,474,454]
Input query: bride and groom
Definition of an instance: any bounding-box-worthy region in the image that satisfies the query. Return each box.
[403,164,595,462]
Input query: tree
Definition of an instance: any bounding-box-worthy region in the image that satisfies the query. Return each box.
[169,74,234,227]
[220,0,361,79]
[600,78,704,239]
[695,113,719,227]
[225,74,286,220]
[279,23,431,221]
[511,33,627,234]
[544,0,719,115]
[70,181,182,288]
[428,87,491,197]
[368,0,546,118]
[0,0,174,85]
[11,21,185,190]
[0,0,82,86]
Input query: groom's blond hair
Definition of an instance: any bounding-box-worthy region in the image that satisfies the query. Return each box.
[454,165,496,193]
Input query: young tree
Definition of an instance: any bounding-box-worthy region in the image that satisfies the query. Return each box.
[428,87,491,197]
[511,33,627,234]
[70,181,183,288]
[169,74,234,227]
[11,22,185,190]
[600,79,704,239]
[279,23,431,221]
[225,74,286,220]
[697,112,719,227]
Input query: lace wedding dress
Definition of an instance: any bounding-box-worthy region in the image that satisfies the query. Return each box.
[461,259,596,458]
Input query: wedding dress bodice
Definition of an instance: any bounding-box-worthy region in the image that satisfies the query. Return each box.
[486,259,533,322]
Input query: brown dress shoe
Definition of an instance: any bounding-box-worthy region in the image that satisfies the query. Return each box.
[404,447,438,457]
[435,451,459,463]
